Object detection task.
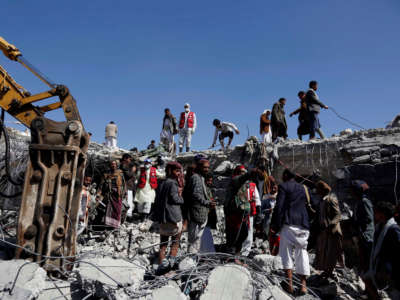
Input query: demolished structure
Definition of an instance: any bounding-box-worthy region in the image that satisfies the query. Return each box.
[1,126,400,299]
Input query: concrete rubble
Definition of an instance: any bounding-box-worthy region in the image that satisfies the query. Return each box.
[1,125,400,299]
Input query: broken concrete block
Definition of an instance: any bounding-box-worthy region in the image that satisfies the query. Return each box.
[258,286,292,300]
[77,257,145,289]
[214,161,234,174]
[200,264,253,300]
[152,285,187,300]
[179,257,196,271]
[0,260,46,300]
[253,254,283,272]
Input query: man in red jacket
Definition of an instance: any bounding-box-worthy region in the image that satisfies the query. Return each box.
[134,159,158,218]
[178,103,197,153]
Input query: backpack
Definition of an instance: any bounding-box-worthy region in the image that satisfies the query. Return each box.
[234,181,254,214]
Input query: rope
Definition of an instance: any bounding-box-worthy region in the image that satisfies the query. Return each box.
[329,107,366,130]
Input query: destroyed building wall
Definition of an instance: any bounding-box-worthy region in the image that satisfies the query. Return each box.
[1,127,400,211]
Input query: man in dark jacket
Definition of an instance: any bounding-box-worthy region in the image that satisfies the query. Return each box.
[187,159,213,253]
[365,201,400,299]
[270,169,311,295]
[152,162,184,271]
[305,81,328,140]
[271,98,288,141]
[290,91,310,140]
[160,108,178,154]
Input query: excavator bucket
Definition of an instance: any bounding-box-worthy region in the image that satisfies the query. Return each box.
[15,116,88,273]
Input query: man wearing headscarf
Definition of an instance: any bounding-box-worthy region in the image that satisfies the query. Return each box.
[186,159,212,253]
[152,161,184,273]
[260,109,272,144]
[97,160,126,229]
[314,181,343,279]
[178,103,197,153]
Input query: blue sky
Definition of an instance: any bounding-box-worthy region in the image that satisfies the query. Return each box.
[2,1,399,150]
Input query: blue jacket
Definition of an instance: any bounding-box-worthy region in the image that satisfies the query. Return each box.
[270,179,310,232]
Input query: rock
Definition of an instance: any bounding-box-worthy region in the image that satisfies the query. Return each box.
[214,161,234,174]
[258,286,292,300]
[200,264,253,300]
[77,257,145,289]
[152,285,187,300]
[0,260,46,300]
[179,257,196,271]
[253,254,283,272]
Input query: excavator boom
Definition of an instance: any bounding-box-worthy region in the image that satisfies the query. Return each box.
[0,37,88,273]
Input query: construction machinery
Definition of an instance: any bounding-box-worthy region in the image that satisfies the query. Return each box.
[0,37,88,273]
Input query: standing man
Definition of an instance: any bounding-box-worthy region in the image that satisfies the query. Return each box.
[305,81,328,140]
[211,119,240,150]
[271,98,288,141]
[270,169,311,295]
[98,160,126,229]
[134,159,158,220]
[120,154,137,219]
[178,103,197,153]
[290,91,310,140]
[260,109,272,144]
[160,108,178,154]
[105,121,118,149]
[187,159,212,253]
[152,162,184,273]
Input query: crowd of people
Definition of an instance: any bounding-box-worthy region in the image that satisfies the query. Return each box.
[104,80,331,154]
[77,149,400,298]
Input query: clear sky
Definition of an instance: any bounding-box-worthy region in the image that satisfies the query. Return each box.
[2,1,399,150]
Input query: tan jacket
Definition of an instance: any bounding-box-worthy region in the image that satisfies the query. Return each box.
[319,193,342,235]
[105,123,118,138]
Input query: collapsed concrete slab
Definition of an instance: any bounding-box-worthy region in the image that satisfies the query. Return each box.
[0,260,46,300]
[152,285,188,300]
[200,264,253,300]
[253,254,283,272]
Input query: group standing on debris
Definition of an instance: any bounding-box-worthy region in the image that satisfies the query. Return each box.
[103,80,330,153]
[85,80,400,298]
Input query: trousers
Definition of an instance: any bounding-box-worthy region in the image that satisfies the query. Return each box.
[179,128,193,149]
[241,216,254,256]
[279,225,310,276]
[105,136,117,148]
[188,219,207,254]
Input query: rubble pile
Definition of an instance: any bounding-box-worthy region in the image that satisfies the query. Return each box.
[1,126,400,299]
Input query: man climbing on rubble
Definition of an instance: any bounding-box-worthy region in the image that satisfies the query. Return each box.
[160,108,178,154]
[97,160,126,229]
[290,91,310,140]
[365,201,400,299]
[270,169,311,295]
[271,98,288,141]
[178,103,197,153]
[211,119,240,150]
[187,159,213,253]
[120,154,138,219]
[152,161,184,274]
[305,80,328,140]
[134,159,158,220]
[105,121,118,149]
[260,109,272,144]
[233,166,262,257]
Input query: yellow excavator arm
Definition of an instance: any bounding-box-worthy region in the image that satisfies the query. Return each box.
[0,36,88,274]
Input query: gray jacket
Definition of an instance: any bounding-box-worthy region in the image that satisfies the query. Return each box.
[188,173,210,224]
[152,178,184,224]
[305,88,326,113]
